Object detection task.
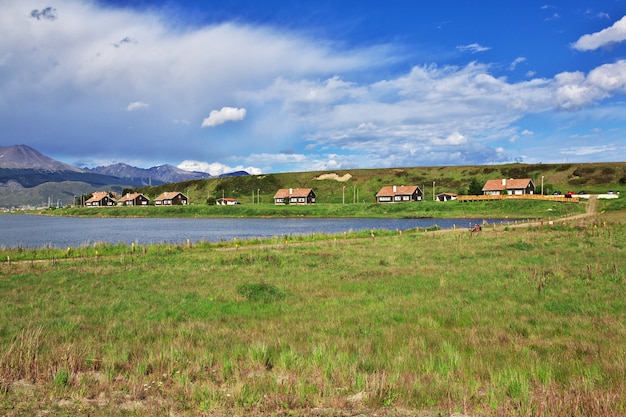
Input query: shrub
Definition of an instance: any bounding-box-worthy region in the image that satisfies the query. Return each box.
[237,283,285,303]
[54,369,70,388]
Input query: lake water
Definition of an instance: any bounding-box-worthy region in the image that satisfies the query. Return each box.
[0,214,510,249]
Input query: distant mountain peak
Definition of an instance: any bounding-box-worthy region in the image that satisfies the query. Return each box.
[87,163,215,184]
[0,145,83,172]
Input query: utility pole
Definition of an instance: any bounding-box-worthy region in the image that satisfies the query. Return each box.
[433,181,436,201]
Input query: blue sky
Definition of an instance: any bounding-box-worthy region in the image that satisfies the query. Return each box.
[2,0,626,175]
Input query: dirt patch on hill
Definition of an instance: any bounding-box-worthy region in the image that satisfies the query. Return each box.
[314,173,352,182]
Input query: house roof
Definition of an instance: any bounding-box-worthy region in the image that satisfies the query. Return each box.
[85,191,113,202]
[437,192,458,197]
[273,188,315,199]
[482,178,534,191]
[118,193,147,202]
[376,185,421,197]
[218,197,239,202]
[154,191,187,201]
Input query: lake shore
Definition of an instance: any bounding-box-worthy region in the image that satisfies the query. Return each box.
[32,199,587,220]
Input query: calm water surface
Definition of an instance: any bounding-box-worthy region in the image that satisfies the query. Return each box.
[0,214,508,248]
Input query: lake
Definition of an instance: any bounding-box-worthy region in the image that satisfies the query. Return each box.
[0,214,510,248]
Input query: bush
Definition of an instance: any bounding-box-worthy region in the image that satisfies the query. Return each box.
[54,369,70,387]
[237,283,285,303]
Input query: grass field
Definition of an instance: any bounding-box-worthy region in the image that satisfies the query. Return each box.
[1,210,625,416]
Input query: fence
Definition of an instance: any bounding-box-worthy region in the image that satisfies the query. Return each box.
[457,194,579,203]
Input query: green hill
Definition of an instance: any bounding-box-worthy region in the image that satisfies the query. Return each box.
[135,162,626,205]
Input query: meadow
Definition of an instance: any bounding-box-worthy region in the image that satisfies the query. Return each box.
[0,208,624,416]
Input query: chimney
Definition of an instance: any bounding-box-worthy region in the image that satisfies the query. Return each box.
[289,188,293,194]
[501,179,506,186]
[393,185,397,192]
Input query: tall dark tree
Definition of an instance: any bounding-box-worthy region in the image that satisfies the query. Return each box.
[468,178,483,195]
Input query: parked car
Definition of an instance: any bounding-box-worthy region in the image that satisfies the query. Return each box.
[565,191,574,198]
[578,190,587,195]
[552,191,562,195]
[607,190,615,194]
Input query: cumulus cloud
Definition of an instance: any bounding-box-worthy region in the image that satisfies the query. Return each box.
[432,132,467,145]
[177,160,262,176]
[555,60,626,109]
[126,101,149,111]
[1,0,625,172]
[201,107,247,127]
[572,15,626,51]
[456,43,491,53]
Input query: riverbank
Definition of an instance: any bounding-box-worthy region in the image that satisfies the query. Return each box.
[36,199,587,220]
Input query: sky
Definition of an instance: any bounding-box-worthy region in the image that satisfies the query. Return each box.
[2,0,626,175]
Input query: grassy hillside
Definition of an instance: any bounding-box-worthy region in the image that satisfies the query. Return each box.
[135,162,626,205]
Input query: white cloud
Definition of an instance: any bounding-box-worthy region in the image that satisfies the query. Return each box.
[456,43,491,53]
[201,107,247,127]
[432,132,467,145]
[509,57,526,71]
[177,160,262,176]
[1,0,624,171]
[560,145,616,156]
[126,101,149,111]
[555,60,626,109]
[572,15,626,51]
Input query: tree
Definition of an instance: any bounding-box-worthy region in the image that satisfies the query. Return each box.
[468,178,483,195]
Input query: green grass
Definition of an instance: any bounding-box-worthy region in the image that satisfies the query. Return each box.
[0,212,624,416]
[43,198,587,220]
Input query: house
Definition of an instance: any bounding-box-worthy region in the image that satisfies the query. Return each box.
[84,191,116,207]
[216,197,240,205]
[482,178,535,195]
[376,185,423,203]
[117,193,150,206]
[436,192,458,202]
[154,191,188,206]
[273,188,316,205]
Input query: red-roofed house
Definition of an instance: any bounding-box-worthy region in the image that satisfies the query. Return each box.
[376,185,423,203]
[273,188,316,205]
[117,192,150,206]
[84,191,116,207]
[216,197,240,205]
[154,191,188,206]
[436,192,458,202]
[482,178,535,195]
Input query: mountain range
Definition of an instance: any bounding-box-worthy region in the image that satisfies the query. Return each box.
[0,145,248,208]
